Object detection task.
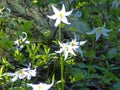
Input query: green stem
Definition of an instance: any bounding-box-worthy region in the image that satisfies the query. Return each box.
[11,82,13,89]
[58,24,61,41]
[88,35,95,73]
[83,35,95,89]
[58,24,64,90]
[60,55,64,90]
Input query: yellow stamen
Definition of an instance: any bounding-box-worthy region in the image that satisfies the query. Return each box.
[59,12,63,18]
[98,27,102,33]
[18,70,24,75]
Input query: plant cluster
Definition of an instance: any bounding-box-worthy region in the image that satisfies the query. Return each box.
[0,0,120,90]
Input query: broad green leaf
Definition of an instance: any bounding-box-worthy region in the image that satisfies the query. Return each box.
[22,21,33,31]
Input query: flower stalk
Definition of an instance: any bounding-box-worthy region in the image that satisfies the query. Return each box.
[59,24,64,90]
[60,55,64,90]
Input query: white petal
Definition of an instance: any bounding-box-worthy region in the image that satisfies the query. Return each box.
[61,4,66,13]
[19,74,26,79]
[58,41,64,47]
[27,82,53,90]
[31,69,37,76]
[42,83,53,90]
[3,72,15,76]
[102,31,109,36]
[25,40,30,44]
[55,18,61,27]
[19,45,24,50]
[27,75,31,80]
[61,16,70,25]
[47,15,57,20]
[106,30,111,32]
[80,40,87,45]
[14,40,19,46]
[64,51,69,60]
[65,9,73,16]
[96,31,101,41]
[102,28,110,36]
[87,29,95,35]
[27,84,38,90]
[22,32,27,42]
[69,49,76,56]
[55,48,63,54]
[52,5,59,14]
[76,48,83,56]
[11,75,18,82]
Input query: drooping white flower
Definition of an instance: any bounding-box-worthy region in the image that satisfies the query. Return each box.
[14,32,30,50]
[87,24,111,41]
[0,7,11,17]
[47,4,73,27]
[55,41,76,60]
[112,0,120,8]
[27,81,54,90]
[3,63,36,82]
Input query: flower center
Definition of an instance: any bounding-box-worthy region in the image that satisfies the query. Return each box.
[59,12,63,18]
[18,39,23,44]
[98,27,102,33]
[64,45,69,51]
[18,70,24,75]
[38,85,42,90]
[71,41,76,46]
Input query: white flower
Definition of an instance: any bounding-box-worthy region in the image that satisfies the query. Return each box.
[87,24,111,41]
[47,4,73,27]
[0,7,11,17]
[3,69,27,82]
[112,0,120,8]
[12,69,27,82]
[27,81,54,90]
[55,41,76,60]
[69,39,87,56]
[3,64,36,82]
[14,32,30,50]
[24,63,37,80]
[118,17,120,21]
[55,35,86,60]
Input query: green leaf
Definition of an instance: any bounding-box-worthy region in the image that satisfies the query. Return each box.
[0,37,13,49]
[0,31,7,39]
[70,67,84,82]
[22,21,33,31]
[9,86,32,90]
[48,0,59,4]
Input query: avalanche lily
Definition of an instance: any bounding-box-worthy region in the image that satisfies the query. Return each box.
[47,4,73,27]
[87,24,111,41]
[3,63,36,82]
[27,81,54,90]
[0,7,11,17]
[55,37,86,60]
[3,69,27,82]
[14,32,30,50]
[55,41,76,60]
[24,63,37,80]
[112,0,120,8]
[69,39,87,56]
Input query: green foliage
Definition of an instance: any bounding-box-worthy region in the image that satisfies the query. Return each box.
[0,0,120,90]
[9,86,32,90]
